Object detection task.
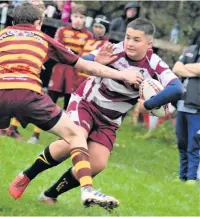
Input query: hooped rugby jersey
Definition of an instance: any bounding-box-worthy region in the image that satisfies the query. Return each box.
[0,24,79,93]
[75,41,178,126]
[54,24,93,55]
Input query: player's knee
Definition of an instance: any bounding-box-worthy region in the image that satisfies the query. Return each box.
[66,128,88,150]
[76,127,86,138]
[68,125,85,137]
[53,140,70,157]
[69,126,87,140]
[62,126,83,143]
[91,159,107,175]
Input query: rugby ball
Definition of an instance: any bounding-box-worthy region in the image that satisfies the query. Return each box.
[139,79,176,117]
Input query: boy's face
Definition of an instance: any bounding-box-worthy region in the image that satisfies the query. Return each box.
[71,12,85,30]
[126,8,137,18]
[124,28,152,61]
[93,24,105,38]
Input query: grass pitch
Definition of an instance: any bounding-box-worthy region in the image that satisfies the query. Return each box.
[0,118,199,216]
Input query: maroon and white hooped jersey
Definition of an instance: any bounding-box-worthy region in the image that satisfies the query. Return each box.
[75,41,178,126]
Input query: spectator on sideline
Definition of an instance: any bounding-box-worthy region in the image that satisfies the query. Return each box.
[173,36,200,184]
[110,2,140,34]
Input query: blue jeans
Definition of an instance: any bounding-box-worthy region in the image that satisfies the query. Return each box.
[176,111,200,180]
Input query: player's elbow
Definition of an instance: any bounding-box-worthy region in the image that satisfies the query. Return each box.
[174,87,183,101]
[172,64,179,74]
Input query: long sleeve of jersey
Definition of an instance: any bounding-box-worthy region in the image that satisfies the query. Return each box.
[144,79,183,110]
[46,34,79,66]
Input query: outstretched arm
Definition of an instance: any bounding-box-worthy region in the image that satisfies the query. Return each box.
[74,58,143,85]
[47,35,143,85]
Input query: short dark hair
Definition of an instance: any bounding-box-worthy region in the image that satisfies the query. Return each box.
[71,4,87,16]
[13,2,43,25]
[127,18,156,37]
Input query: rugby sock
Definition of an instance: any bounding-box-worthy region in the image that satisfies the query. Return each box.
[32,126,41,139]
[70,147,93,187]
[10,118,20,131]
[44,167,79,198]
[24,145,60,180]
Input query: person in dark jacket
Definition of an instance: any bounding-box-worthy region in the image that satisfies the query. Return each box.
[110,2,140,33]
[173,37,200,184]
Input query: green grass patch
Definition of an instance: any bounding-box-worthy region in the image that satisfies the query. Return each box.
[0,117,199,216]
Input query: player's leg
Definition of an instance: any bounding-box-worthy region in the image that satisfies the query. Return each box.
[39,141,119,210]
[9,118,20,131]
[6,118,23,140]
[9,92,91,199]
[38,139,84,204]
[27,126,41,144]
[39,120,119,209]
[9,112,92,200]
[28,139,72,179]
[175,111,188,181]
[40,141,111,202]
[9,92,119,209]
[76,141,119,210]
[46,104,119,208]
